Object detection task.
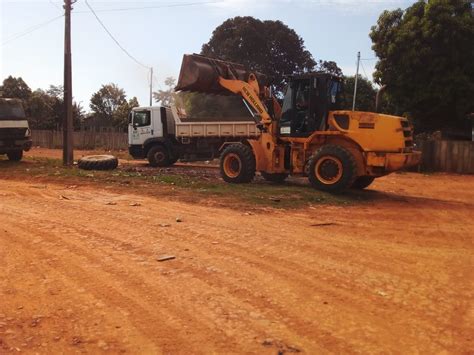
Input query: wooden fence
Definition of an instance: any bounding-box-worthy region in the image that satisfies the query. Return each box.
[31,131,474,174]
[32,130,128,150]
[418,140,474,174]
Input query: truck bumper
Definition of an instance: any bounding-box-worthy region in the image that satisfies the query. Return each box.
[0,138,32,153]
[366,151,422,173]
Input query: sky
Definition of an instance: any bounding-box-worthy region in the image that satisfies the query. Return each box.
[1,0,415,111]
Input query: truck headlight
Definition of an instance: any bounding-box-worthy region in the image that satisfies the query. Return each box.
[25,128,31,137]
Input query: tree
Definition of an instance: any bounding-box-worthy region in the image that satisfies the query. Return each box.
[0,76,32,102]
[1,79,84,130]
[370,0,474,131]
[89,83,133,129]
[28,89,56,129]
[201,16,316,93]
[316,60,343,77]
[153,77,176,106]
[340,75,377,112]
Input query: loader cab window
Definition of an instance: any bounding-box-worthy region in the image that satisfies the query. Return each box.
[279,79,311,136]
[133,111,151,128]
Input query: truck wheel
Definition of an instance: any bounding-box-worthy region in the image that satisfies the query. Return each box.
[78,155,118,170]
[261,172,288,183]
[7,150,23,162]
[308,145,357,193]
[351,176,375,189]
[220,144,255,183]
[147,145,171,167]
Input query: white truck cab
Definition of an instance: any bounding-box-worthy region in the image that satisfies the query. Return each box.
[0,98,32,161]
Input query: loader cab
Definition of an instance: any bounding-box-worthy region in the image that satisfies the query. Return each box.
[279,73,342,137]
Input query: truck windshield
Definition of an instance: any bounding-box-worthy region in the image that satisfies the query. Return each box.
[0,100,26,121]
[133,111,151,127]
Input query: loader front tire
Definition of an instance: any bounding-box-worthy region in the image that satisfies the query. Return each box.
[351,176,375,189]
[220,144,255,183]
[308,145,357,193]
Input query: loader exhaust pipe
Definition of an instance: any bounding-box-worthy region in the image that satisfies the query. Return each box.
[375,85,387,113]
[175,54,267,95]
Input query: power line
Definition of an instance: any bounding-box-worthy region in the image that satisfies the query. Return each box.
[75,1,223,14]
[360,60,374,82]
[360,57,377,61]
[84,0,150,70]
[1,14,64,46]
[49,0,62,11]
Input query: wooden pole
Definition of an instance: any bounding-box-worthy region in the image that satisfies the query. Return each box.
[63,0,74,165]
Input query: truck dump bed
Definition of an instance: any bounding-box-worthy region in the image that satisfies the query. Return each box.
[175,121,259,138]
[170,106,259,139]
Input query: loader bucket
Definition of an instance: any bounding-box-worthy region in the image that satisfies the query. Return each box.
[175,54,266,95]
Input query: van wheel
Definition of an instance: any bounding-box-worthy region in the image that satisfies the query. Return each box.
[220,144,255,183]
[261,172,288,183]
[147,145,170,167]
[7,150,23,162]
[308,145,357,193]
[78,155,118,170]
[351,176,375,189]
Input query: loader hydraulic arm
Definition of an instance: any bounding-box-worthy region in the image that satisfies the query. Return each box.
[218,75,272,125]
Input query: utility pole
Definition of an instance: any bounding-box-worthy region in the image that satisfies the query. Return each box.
[149,67,153,106]
[352,51,360,111]
[63,0,74,166]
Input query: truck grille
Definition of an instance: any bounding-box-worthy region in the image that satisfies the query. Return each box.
[0,128,27,139]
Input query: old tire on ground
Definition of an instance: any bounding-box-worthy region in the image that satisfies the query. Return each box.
[351,176,375,189]
[147,145,171,167]
[261,172,288,183]
[78,155,118,171]
[7,150,23,162]
[308,145,357,193]
[220,144,256,183]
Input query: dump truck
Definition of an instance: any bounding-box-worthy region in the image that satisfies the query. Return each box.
[172,54,421,192]
[128,105,259,166]
[0,98,32,161]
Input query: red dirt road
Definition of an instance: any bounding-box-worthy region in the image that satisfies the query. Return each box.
[1,152,473,353]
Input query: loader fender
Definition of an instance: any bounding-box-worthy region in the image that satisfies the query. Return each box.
[247,139,271,172]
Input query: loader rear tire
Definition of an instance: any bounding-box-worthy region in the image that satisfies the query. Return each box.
[78,155,118,171]
[351,176,375,189]
[261,172,288,183]
[220,144,255,183]
[308,145,357,193]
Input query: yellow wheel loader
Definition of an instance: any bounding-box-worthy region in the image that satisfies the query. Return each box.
[176,54,421,192]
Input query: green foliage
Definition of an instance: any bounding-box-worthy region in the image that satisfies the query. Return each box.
[0,76,32,102]
[1,77,84,129]
[89,83,137,129]
[370,0,474,131]
[201,16,316,93]
[340,75,377,112]
[153,76,176,106]
[316,60,343,77]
